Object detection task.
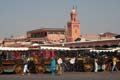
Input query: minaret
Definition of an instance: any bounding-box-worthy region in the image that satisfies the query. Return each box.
[66,8,80,42]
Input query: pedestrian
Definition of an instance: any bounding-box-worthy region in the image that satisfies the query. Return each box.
[28,57,36,73]
[94,58,98,72]
[69,57,76,71]
[50,57,56,75]
[111,56,118,72]
[102,63,106,71]
[22,58,30,75]
[57,57,63,75]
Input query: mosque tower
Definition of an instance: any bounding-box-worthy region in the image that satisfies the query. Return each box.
[66,8,80,42]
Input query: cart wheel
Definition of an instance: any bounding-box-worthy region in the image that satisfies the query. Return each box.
[36,66,44,73]
[15,65,23,74]
[84,64,93,72]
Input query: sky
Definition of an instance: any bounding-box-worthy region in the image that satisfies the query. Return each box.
[0,0,120,38]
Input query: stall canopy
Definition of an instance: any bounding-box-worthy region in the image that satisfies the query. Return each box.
[40,46,70,50]
[90,49,115,52]
[0,47,29,51]
[32,43,39,46]
[114,47,120,52]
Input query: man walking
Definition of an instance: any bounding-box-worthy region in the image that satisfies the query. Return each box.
[111,56,118,72]
[70,57,76,71]
[94,58,98,72]
[57,57,63,75]
[22,58,30,75]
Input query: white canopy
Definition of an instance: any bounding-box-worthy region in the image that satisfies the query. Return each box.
[40,46,70,50]
[114,47,120,52]
[0,47,29,51]
[90,49,115,52]
[32,43,39,46]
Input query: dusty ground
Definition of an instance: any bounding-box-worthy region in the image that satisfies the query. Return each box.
[0,72,120,80]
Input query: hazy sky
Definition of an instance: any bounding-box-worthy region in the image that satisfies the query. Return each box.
[0,0,120,38]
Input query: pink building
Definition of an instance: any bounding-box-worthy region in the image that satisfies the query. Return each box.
[27,28,65,44]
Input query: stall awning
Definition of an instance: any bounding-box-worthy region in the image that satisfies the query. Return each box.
[90,49,115,52]
[0,47,29,51]
[114,47,120,52]
[40,46,70,50]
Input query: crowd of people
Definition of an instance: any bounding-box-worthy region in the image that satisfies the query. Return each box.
[5,54,118,76]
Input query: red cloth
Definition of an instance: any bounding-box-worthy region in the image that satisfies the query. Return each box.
[46,51,50,58]
[38,51,43,56]
[15,52,19,58]
[51,50,55,57]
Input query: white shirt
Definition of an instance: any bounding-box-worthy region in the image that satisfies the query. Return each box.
[57,58,63,65]
[70,58,75,64]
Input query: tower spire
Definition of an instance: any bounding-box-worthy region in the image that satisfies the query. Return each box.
[73,5,75,9]
[72,2,77,10]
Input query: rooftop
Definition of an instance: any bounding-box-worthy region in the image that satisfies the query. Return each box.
[27,28,65,33]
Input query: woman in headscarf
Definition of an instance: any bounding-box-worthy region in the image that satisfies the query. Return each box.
[50,57,56,75]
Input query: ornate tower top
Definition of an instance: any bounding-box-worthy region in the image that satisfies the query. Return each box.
[70,8,77,22]
[71,9,76,14]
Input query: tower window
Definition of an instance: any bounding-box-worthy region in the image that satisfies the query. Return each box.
[75,29,77,33]
[74,18,75,21]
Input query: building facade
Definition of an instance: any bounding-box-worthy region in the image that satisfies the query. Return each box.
[27,28,65,44]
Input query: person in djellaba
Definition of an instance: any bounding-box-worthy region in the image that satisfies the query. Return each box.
[50,57,56,75]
